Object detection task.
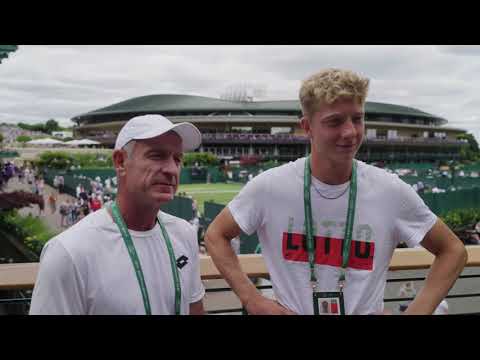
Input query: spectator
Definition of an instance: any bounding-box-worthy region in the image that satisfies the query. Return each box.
[58,175,65,194]
[31,176,38,195]
[59,199,68,227]
[79,186,88,202]
[90,195,102,212]
[36,177,45,197]
[48,193,57,214]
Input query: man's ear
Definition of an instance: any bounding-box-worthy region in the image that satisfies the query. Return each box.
[300,116,312,139]
[112,150,127,176]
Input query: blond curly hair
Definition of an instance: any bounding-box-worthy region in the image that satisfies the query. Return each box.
[299,68,370,116]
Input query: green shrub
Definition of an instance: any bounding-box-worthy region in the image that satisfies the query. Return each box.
[36,151,73,170]
[16,135,32,143]
[0,210,57,255]
[183,152,219,167]
[441,208,480,230]
[35,151,113,170]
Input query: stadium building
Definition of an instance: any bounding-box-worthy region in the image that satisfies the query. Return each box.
[72,94,468,163]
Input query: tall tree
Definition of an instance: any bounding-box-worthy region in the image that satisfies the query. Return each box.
[45,119,60,134]
[458,133,480,161]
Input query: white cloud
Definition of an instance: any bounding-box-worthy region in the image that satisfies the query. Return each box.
[0,45,479,142]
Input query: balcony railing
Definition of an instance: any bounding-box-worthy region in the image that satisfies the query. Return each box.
[1,247,480,314]
[77,130,467,149]
[202,133,308,145]
[364,137,466,147]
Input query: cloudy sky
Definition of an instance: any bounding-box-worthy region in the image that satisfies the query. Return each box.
[1,45,479,141]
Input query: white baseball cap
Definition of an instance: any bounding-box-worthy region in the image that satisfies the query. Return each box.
[114,114,202,151]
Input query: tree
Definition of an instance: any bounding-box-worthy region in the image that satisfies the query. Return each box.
[45,119,61,134]
[458,133,480,161]
[17,122,46,133]
[458,133,479,152]
[0,133,3,148]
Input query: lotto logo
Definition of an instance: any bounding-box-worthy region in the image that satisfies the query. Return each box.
[282,232,374,270]
[176,255,189,269]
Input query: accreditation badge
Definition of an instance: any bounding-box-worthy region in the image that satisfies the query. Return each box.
[313,291,345,315]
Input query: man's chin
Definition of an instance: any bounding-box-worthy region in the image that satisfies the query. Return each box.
[332,152,356,163]
[151,193,175,204]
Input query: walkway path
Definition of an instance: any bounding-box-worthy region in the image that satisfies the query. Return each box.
[5,177,77,234]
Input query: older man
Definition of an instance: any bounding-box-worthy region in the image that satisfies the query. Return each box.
[30,114,205,315]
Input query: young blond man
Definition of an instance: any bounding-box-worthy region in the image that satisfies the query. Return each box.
[205,68,467,315]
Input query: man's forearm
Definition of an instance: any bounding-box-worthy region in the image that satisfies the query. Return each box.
[405,244,467,314]
[205,233,261,306]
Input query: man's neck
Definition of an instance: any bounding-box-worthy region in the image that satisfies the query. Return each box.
[309,153,353,185]
[114,193,160,231]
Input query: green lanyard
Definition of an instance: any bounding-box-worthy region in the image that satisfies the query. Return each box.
[303,156,358,288]
[111,202,181,315]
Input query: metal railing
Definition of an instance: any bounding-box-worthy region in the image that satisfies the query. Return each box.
[1,247,480,314]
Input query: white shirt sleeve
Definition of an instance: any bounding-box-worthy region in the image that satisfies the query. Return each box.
[227,173,267,236]
[29,239,86,315]
[393,178,437,248]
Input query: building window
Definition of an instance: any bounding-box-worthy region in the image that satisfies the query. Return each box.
[271,127,292,135]
[366,128,377,139]
[387,130,398,139]
[231,126,252,133]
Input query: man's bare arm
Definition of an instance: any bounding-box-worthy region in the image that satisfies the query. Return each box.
[404,218,467,315]
[189,300,205,315]
[204,207,295,315]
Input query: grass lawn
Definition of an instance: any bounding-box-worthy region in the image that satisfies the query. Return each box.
[177,182,244,214]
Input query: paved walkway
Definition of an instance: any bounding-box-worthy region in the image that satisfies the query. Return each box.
[5,177,77,234]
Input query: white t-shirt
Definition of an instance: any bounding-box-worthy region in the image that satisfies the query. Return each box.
[433,299,449,315]
[30,208,205,315]
[228,157,437,315]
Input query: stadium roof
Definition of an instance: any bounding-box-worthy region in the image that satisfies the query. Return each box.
[72,94,448,125]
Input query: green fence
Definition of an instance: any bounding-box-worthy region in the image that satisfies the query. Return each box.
[180,166,227,184]
[460,163,480,172]
[0,151,19,158]
[69,169,116,182]
[43,169,91,197]
[160,196,194,222]
[420,188,480,216]
[203,201,260,254]
[400,175,480,190]
[203,201,225,226]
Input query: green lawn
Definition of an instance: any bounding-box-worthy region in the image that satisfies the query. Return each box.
[177,182,244,214]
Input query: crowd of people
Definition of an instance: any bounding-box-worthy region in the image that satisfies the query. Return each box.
[0,160,114,228]
[0,161,19,189]
[53,178,114,228]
